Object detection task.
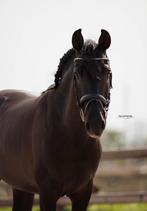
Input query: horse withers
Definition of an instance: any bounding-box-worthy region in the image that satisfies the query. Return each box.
[0,29,112,211]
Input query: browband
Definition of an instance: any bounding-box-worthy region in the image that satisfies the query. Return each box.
[74,58,109,62]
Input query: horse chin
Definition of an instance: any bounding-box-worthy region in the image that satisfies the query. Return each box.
[86,128,103,140]
[87,132,101,140]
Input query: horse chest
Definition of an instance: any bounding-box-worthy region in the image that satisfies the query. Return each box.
[47,143,100,194]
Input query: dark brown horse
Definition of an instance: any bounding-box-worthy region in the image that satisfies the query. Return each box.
[0,29,112,211]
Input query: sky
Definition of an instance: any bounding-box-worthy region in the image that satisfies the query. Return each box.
[0,0,147,134]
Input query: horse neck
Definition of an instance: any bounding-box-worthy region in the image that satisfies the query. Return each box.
[51,68,86,139]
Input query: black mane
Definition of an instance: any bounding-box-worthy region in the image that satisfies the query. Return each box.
[54,49,75,88]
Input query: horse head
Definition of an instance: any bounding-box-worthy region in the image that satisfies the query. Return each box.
[72,29,112,139]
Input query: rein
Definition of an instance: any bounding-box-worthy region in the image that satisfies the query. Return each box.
[73,57,111,122]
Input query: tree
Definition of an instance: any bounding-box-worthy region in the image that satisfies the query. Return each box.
[101,130,125,150]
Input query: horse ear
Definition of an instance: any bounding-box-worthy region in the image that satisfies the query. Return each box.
[72,29,84,51]
[98,29,111,50]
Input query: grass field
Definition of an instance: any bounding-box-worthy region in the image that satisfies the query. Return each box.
[88,204,147,211]
[1,204,147,211]
[64,203,147,211]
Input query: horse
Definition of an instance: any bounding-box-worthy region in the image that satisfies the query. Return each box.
[0,29,112,211]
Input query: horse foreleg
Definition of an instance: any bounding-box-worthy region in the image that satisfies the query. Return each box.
[40,189,58,211]
[12,189,34,211]
[69,180,93,211]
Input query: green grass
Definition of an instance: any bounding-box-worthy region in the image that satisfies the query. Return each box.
[64,203,147,211]
[0,207,40,211]
[0,208,10,211]
[89,204,147,211]
[1,204,147,211]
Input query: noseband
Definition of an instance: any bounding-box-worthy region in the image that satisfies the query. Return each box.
[73,57,111,122]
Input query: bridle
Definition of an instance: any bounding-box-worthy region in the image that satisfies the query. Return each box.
[73,57,111,122]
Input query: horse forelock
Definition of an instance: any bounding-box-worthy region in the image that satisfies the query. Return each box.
[82,40,97,56]
[83,40,97,49]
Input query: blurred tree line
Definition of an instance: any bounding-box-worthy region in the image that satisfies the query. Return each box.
[101,129,147,150]
[101,130,125,150]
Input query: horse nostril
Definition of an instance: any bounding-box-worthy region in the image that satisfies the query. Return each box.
[86,122,90,131]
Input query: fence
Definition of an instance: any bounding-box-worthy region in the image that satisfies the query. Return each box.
[0,149,147,208]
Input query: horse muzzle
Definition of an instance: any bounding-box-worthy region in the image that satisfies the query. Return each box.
[79,94,109,139]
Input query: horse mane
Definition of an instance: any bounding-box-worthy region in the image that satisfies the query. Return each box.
[54,40,97,88]
[54,49,75,88]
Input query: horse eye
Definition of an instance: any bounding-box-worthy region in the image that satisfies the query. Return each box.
[97,66,102,74]
[96,76,101,81]
[78,64,87,76]
[103,64,111,72]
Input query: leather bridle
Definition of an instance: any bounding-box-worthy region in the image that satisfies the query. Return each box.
[73,57,111,122]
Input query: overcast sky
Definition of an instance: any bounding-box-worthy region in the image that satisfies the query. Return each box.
[0,0,147,132]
